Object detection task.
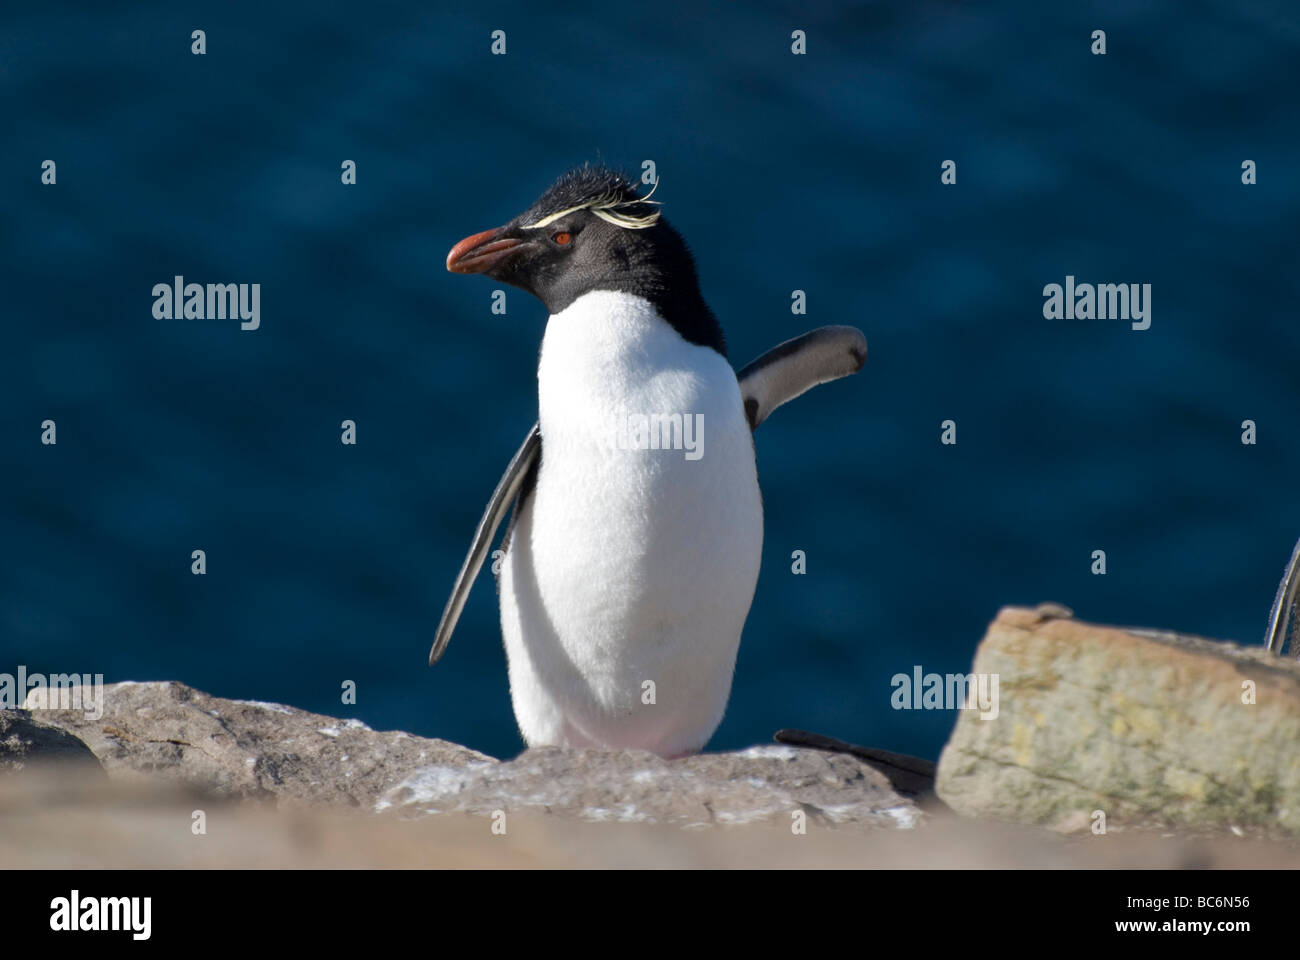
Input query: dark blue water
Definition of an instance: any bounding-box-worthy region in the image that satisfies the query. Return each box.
[4,2,1298,761]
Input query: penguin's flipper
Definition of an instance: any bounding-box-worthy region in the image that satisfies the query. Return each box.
[736,325,867,430]
[428,422,541,666]
[1264,534,1300,655]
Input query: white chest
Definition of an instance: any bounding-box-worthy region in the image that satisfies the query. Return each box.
[498,290,763,756]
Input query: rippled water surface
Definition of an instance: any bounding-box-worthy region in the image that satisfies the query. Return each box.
[3,2,1298,760]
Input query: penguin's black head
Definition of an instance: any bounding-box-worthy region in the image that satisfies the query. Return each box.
[447,165,725,355]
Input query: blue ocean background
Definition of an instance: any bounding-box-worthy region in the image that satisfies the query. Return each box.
[3,1,1298,762]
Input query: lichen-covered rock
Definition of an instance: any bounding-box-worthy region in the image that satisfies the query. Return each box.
[936,606,1300,834]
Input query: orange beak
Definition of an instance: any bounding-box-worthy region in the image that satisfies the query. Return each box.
[446,228,527,274]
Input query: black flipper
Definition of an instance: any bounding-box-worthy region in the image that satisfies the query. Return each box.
[1264,534,1300,656]
[737,325,866,429]
[427,423,541,665]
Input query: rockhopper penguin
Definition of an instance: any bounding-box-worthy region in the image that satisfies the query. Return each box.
[431,165,866,758]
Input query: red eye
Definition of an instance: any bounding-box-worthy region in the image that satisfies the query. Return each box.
[552,231,572,245]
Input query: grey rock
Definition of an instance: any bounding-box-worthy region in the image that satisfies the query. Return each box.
[936,605,1300,835]
[24,680,920,829]
[377,743,921,829]
[25,681,494,808]
[0,710,103,772]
